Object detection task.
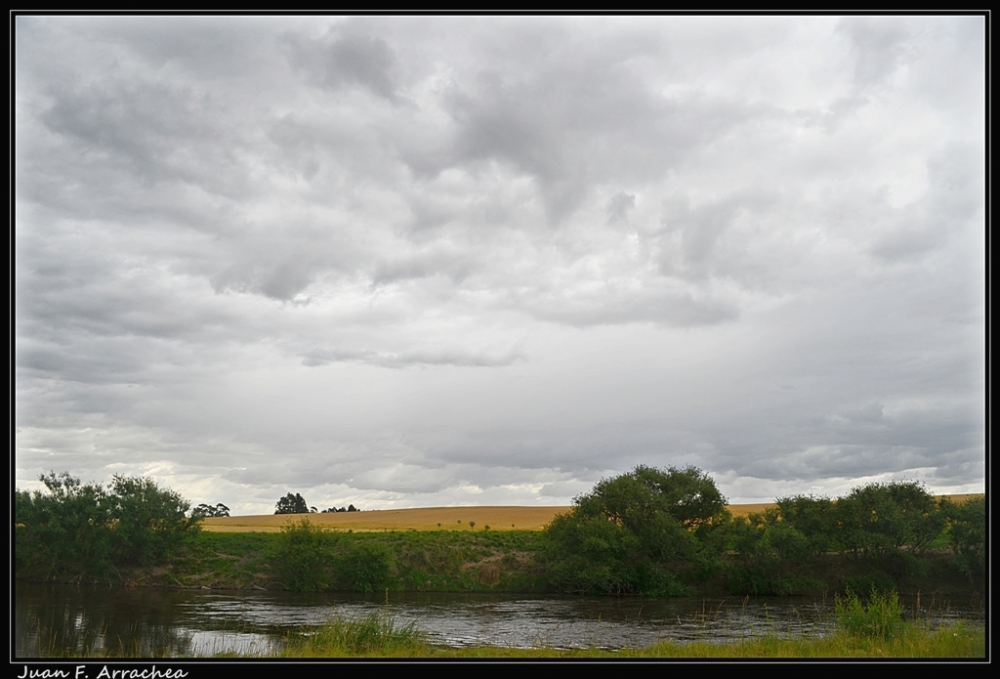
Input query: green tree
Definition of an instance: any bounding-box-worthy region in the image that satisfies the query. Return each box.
[106,475,199,566]
[541,465,727,595]
[774,494,837,556]
[724,509,814,595]
[834,480,944,562]
[275,492,310,515]
[15,471,199,580]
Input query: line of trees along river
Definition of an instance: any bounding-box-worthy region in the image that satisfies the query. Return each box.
[15,466,985,598]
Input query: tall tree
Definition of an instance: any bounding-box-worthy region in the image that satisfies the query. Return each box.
[542,465,728,595]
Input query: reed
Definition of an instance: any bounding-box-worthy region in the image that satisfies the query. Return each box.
[834,587,905,640]
[278,611,426,657]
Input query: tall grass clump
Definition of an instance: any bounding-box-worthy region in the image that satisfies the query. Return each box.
[281,612,425,657]
[835,587,905,640]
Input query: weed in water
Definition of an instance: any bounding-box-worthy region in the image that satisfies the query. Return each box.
[282,612,425,657]
[835,587,905,640]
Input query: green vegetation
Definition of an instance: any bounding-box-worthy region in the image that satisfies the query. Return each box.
[278,612,425,658]
[835,588,905,640]
[718,481,984,596]
[723,509,820,596]
[939,495,986,579]
[267,521,544,593]
[541,465,728,595]
[15,472,199,582]
[249,607,982,658]
[16,470,984,600]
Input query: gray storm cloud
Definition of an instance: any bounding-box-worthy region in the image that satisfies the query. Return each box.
[15,15,984,511]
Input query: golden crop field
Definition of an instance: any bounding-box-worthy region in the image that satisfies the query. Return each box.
[200,494,983,533]
[200,506,571,533]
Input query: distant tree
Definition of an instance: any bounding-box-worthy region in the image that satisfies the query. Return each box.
[320,504,360,513]
[192,503,230,518]
[275,492,310,515]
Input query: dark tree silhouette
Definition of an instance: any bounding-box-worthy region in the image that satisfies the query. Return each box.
[275,492,309,515]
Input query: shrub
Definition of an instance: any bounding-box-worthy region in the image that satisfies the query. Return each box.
[106,475,199,566]
[774,494,837,556]
[835,588,905,640]
[15,472,113,579]
[15,472,199,580]
[276,520,336,591]
[336,541,395,593]
[282,612,424,657]
[724,512,815,595]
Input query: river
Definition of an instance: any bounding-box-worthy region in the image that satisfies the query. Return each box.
[14,583,985,658]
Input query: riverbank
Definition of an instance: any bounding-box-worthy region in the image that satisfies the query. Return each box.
[23,527,980,603]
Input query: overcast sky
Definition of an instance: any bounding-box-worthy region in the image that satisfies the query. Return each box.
[14,15,986,515]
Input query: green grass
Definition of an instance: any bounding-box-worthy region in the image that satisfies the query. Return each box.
[835,587,905,640]
[278,612,426,657]
[234,615,984,658]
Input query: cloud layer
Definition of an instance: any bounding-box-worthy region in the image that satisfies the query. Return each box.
[15,16,985,512]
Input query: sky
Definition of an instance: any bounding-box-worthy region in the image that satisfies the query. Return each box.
[14,15,986,515]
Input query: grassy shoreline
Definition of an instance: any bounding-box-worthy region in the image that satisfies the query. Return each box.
[234,610,985,659]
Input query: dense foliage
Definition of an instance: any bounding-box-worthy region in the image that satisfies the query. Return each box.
[15,472,199,580]
[17,468,984,598]
[938,495,986,578]
[724,480,983,594]
[542,470,984,597]
[541,465,728,595]
[275,521,396,592]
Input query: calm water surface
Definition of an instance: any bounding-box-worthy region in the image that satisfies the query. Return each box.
[15,584,985,658]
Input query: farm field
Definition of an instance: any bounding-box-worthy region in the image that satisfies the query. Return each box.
[200,505,569,533]
[200,494,984,533]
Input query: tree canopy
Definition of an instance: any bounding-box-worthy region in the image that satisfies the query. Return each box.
[542,465,728,595]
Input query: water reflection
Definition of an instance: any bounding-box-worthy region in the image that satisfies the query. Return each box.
[15,584,985,658]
